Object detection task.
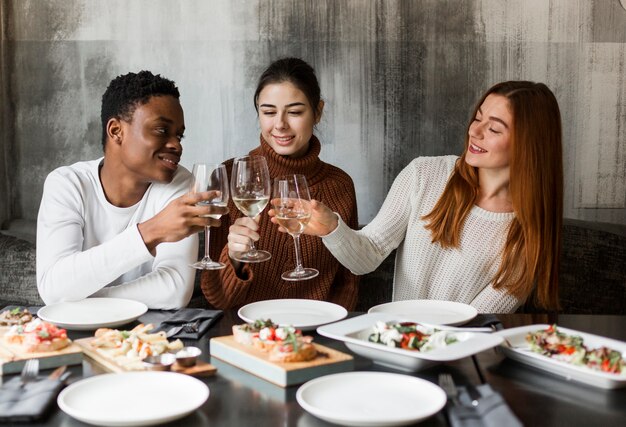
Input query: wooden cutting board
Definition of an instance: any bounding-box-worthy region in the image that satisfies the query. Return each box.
[75,337,216,377]
[0,327,83,375]
[210,335,354,387]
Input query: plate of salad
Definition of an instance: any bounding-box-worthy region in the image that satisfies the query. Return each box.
[316,313,502,372]
[496,324,626,389]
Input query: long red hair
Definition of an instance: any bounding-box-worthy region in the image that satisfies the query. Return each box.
[422,81,563,310]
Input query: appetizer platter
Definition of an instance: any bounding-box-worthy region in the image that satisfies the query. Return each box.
[496,324,626,389]
[210,318,353,387]
[317,312,502,372]
[0,308,83,375]
[75,323,216,377]
[0,307,33,326]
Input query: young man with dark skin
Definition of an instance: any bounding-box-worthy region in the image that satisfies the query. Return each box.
[36,71,226,309]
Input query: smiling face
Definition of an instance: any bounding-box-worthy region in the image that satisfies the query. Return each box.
[112,95,185,184]
[465,94,513,174]
[257,81,322,158]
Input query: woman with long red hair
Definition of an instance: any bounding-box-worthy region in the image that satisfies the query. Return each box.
[270,81,563,313]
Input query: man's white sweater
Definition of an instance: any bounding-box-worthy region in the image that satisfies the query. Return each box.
[36,158,198,309]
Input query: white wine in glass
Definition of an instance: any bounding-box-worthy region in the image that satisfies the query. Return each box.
[190,163,229,270]
[230,155,272,263]
[272,174,319,281]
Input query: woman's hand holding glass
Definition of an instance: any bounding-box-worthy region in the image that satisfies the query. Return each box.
[226,216,262,259]
[269,198,339,237]
[270,174,319,281]
[230,156,272,263]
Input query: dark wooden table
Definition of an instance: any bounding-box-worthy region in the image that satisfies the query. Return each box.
[7,311,626,426]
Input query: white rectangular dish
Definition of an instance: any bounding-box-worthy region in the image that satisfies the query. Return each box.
[316,313,502,372]
[495,324,626,389]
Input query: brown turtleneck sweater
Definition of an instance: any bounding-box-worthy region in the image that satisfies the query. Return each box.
[200,135,359,310]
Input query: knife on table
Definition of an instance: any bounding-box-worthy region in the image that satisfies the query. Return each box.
[48,365,67,380]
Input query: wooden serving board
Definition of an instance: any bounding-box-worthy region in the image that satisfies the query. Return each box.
[75,337,216,377]
[0,327,83,375]
[210,335,354,387]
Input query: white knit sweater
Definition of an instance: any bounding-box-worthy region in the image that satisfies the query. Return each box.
[36,158,198,309]
[322,156,521,313]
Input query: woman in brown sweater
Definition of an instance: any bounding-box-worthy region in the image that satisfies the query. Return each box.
[200,58,359,310]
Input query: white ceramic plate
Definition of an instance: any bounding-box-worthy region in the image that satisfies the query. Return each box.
[58,371,209,426]
[238,299,348,331]
[496,324,626,389]
[368,300,477,326]
[38,298,148,330]
[317,313,502,372]
[297,371,446,426]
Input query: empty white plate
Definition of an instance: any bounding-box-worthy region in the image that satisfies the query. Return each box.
[296,371,446,426]
[368,300,477,326]
[38,297,148,330]
[238,299,348,331]
[58,371,209,426]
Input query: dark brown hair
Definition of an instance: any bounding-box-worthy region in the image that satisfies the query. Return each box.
[253,58,322,119]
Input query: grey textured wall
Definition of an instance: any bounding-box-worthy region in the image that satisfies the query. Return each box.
[1,0,625,228]
[1,1,11,228]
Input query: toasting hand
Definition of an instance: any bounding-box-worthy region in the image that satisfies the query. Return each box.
[268,199,339,237]
[138,191,228,253]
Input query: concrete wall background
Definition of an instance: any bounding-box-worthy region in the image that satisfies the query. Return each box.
[1,0,625,228]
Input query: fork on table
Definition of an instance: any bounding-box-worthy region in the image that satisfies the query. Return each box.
[438,373,461,406]
[183,319,200,333]
[438,373,479,408]
[166,320,200,337]
[20,358,39,387]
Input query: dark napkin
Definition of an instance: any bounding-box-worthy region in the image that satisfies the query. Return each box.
[447,384,522,427]
[153,308,223,339]
[0,376,64,422]
[462,314,503,331]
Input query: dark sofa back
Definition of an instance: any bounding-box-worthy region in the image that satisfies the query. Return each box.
[557,219,626,314]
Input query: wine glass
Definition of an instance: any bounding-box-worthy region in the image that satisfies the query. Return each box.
[230,156,272,263]
[272,174,319,281]
[190,163,229,270]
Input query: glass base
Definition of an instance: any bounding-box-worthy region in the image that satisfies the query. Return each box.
[282,268,319,281]
[231,250,272,263]
[191,258,226,270]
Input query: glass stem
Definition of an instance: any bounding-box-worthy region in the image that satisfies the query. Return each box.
[292,234,304,273]
[248,238,258,255]
[204,226,212,261]
[247,214,259,256]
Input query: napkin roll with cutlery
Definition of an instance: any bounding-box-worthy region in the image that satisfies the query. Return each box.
[154,308,223,339]
[447,384,522,427]
[0,365,69,422]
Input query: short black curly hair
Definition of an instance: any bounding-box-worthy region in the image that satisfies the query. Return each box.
[100,70,180,150]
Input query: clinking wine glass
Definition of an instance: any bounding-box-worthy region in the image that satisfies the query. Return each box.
[230,155,272,263]
[190,163,229,270]
[272,174,319,281]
